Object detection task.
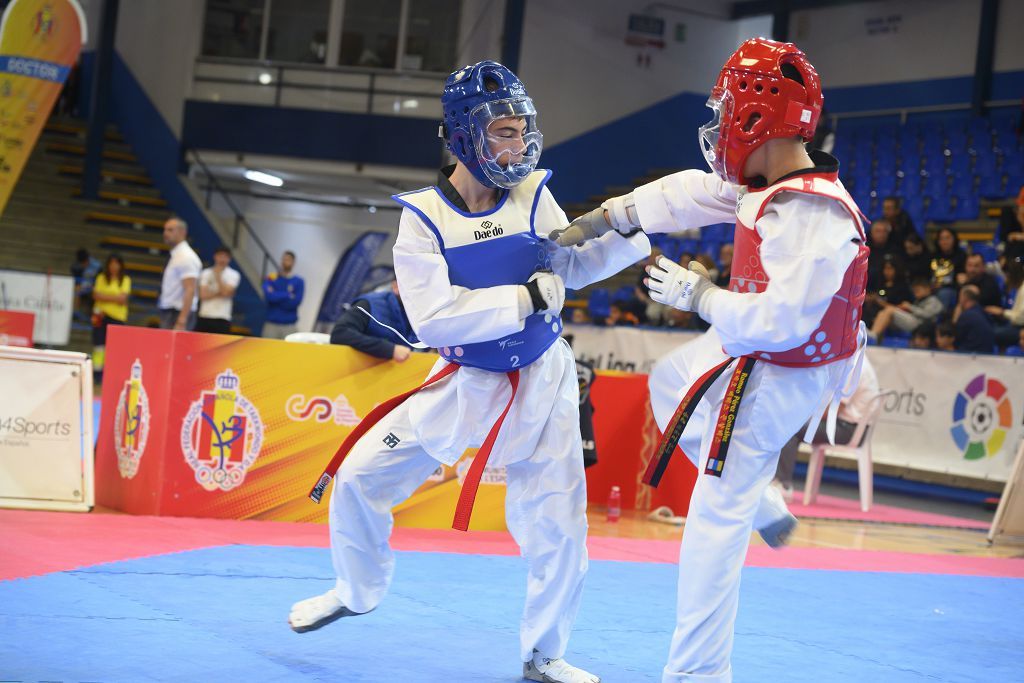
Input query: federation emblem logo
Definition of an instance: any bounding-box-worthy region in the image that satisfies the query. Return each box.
[181,368,264,491]
[113,359,150,479]
[950,374,1013,460]
[32,7,55,38]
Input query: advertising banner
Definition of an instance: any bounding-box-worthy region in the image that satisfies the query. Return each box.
[566,324,1024,483]
[0,269,73,345]
[315,231,390,329]
[96,327,689,528]
[95,327,511,529]
[0,309,33,346]
[0,0,87,217]
[0,347,93,511]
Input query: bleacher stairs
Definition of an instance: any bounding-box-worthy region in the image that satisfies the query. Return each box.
[0,117,245,353]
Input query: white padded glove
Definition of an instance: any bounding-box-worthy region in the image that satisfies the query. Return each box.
[645,257,718,315]
[549,193,639,247]
[522,271,565,316]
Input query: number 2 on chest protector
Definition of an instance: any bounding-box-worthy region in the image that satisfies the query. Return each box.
[510,355,520,367]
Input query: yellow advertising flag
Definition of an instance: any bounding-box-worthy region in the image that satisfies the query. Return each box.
[0,0,86,217]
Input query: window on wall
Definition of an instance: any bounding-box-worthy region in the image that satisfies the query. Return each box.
[266,0,331,63]
[202,0,266,59]
[338,0,402,69]
[403,0,460,72]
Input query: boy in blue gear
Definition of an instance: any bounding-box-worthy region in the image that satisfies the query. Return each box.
[289,61,650,683]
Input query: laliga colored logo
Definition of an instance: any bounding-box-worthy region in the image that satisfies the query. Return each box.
[113,359,150,479]
[181,368,263,492]
[32,7,55,37]
[285,394,361,426]
[950,374,1013,461]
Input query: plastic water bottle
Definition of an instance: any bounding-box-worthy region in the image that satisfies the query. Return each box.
[607,486,621,523]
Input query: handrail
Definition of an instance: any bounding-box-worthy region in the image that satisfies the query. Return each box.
[194,55,448,80]
[832,98,1020,126]
[187,149,280,282]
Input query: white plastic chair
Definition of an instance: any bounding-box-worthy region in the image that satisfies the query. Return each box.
[802,396,883,512]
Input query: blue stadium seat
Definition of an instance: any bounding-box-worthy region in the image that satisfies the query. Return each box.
[588,289,611,319]
[970,243,998,262]
[612,285,635,303]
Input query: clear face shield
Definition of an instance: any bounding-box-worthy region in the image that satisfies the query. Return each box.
[697,88,734,182]
[470,97,543,189]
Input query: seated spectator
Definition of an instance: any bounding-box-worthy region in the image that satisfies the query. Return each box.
[1005,327,1024,357]
[329,281,417,361]
[196,247,241,335]
[902,232,933,282]
[606,301,641,326]
[997,187,1024,265]
[715,243,733,288]
[867,219,901,289]
[953,285,996,353]
[635,247,666,325]
[882,196,916,244]
[91,253,131,372]
[695,253,719,283]
[569,308,592,324]
[935,321,956,352]
[71,247,100,319]
[863,256,912,326]
[986,262,1024,349]
[909,322,935,350]
[663,307,705,331]
[774,355,880,498]
[869,276,943,342]
[932,227,967,309]
[962,253,1003,315]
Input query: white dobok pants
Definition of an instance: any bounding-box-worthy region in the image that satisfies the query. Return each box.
[328,338,588,663]
[648,329,836,683]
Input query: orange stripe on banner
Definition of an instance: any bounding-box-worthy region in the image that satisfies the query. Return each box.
[308,363,461,503]
[452,370,520,532]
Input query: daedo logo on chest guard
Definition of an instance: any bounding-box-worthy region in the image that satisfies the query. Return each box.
[113,359,150,479]
[474,219,504,241]
[181,368,264,492]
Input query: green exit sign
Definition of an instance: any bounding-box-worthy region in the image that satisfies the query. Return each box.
[675,23,686,42]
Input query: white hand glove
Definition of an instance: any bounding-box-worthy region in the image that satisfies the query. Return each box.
[645,257,718,315]
[549,207,614,247]
[549,193,640,247]
[523,271,565,316]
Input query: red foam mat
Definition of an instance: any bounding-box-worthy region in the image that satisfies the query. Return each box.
[2,510,1020,581]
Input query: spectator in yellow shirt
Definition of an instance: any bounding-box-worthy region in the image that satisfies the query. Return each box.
[92,253,132,372]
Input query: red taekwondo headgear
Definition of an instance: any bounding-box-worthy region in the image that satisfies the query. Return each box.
[698,37,823,185]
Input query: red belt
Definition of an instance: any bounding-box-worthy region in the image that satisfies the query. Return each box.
[643,356,757,487]
[308,363,520,532]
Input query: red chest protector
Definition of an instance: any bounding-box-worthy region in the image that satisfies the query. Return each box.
[729,172,869,367]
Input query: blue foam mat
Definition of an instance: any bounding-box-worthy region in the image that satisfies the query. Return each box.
[0,545,1020,682]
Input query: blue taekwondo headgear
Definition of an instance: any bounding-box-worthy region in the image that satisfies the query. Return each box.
[440,60,543,189]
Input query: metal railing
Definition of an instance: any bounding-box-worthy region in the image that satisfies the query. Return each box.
[187,149,280,282]
[191,57,443,118]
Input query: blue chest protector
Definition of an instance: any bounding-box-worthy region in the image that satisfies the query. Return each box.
[356,291,419,348]
[393,169,562,372]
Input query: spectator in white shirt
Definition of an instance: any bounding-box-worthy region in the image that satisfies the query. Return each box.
[195,246,241,335]
[158,217,202,330]
[773,356,881,499]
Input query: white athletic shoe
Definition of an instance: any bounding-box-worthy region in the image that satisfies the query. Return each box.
[288,588,361,633]
[523,650,600,683]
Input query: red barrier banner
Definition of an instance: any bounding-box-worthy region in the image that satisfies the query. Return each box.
[95,327,697,528]
[0,310,34,347]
